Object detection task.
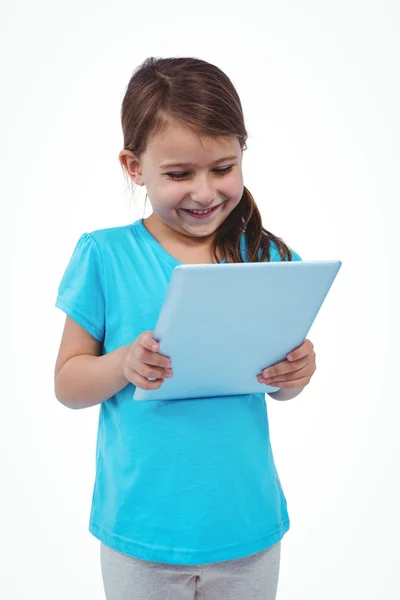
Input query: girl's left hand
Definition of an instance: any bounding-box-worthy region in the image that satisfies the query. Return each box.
[257,339,316,389]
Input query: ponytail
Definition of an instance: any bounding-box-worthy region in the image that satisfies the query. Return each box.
[213,186,294,263]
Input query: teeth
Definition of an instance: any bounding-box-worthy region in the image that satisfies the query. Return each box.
[188,207,214,214]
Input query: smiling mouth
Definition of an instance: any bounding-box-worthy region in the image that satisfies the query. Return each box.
[181,204,221,218]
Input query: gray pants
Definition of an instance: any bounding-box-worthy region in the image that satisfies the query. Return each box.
[100,541,281,600]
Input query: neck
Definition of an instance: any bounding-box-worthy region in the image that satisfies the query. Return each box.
[143,213,222,264]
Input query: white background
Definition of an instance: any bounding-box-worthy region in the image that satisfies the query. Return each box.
[3,1,399,598]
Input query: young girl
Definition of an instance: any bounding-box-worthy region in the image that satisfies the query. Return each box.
[54,56,316,600]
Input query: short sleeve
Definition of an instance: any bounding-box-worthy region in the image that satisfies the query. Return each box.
[55,233,105,342]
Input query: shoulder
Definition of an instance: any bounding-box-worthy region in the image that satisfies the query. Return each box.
[86,220,140,249]
[60,221,141,277]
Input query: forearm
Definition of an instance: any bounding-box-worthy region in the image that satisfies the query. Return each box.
[267,386,305,401]
[55,345,130,410]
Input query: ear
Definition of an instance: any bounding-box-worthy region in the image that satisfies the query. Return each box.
[119,150,145,186]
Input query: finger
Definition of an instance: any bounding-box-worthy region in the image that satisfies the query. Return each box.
[139,331,160,352]
[268,376,310,389]
[259,364,309,385]
[136,345,172,370]
[287,339,314,362]
[124,366,166,390]
[136,361,173,380]
[261,356,308,380]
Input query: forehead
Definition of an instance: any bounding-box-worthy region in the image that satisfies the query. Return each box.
[145,122,241,167]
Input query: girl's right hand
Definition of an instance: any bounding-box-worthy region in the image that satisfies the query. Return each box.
[122,331,173,390]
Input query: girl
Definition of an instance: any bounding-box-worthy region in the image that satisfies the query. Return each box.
[54,56,316,600]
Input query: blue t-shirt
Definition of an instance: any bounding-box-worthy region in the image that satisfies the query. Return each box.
[55,218,301,565]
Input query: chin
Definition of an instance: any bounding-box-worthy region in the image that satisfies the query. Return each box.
[186,227,216,239]
[185,217,225,234]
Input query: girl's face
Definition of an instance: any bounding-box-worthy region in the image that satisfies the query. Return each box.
[122,122,245,240]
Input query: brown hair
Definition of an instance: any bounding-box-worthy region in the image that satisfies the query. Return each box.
[120,56,294,262]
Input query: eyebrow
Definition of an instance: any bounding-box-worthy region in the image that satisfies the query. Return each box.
[160,155,239,169]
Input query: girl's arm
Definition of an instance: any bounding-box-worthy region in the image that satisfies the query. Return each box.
[54,316,130,410]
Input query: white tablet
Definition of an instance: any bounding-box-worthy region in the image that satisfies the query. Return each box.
[133,260,342,402]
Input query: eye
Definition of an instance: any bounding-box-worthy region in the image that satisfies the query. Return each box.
[166,165,234,181]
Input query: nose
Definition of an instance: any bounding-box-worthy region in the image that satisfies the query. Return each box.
[190,175,216,206]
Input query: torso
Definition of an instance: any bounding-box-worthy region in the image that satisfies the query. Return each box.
[58,218,291,565]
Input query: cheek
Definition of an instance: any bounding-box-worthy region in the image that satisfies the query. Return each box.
[163,190,185,213]
[151,185,189,216]
[225,173,244,203]
[149,182,180,211]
